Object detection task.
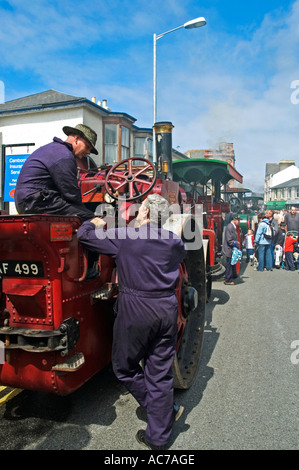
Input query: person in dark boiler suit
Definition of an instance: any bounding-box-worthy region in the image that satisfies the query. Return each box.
[222,213,240,285]
[77,194,186,450]
[14,124,97,221]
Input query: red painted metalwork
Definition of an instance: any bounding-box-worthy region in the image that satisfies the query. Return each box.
[0,157,216,395]
[0,215,115,395]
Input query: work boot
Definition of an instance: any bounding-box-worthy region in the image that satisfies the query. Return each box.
[173,403,184,422]
[135,430,166,450]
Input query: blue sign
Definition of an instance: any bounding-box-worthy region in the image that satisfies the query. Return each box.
[4,154,29,202]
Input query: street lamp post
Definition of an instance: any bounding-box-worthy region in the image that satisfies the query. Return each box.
[152,16,206,164]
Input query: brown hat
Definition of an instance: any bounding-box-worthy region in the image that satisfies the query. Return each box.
[63,124,98,154]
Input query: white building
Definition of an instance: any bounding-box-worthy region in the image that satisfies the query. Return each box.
[264,160,299,209]
[0,89,192,212]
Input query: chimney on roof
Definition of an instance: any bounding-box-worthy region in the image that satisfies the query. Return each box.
[101,99,111,111]
[91,96,96,103]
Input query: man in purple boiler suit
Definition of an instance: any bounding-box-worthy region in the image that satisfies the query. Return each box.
[77,193,186,450]
[14,124,97,222]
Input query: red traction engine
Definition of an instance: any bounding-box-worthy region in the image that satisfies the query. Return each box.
[0,154,212,395]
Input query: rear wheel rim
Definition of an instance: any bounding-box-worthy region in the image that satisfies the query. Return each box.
[173,217,206,389]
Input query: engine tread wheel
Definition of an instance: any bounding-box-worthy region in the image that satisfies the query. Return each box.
[171,215,206,390]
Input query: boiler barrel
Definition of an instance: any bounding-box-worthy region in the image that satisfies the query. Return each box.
[154,121,174,180]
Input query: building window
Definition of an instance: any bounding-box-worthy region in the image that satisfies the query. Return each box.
[105,124,118,164]
[296,188,299,198]
[288,188,292,198]
[121,126,130,159]
[134,137,153,163]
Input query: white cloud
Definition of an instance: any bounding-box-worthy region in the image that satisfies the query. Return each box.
[1,0,299,192]
[158,1,299,191]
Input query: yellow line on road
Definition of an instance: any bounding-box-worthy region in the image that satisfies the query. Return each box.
[0,386,23,406]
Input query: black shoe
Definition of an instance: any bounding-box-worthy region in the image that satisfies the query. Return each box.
[136,430,166,450]
[173,403,184,422]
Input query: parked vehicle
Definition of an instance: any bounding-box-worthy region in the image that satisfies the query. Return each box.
[0,125,217,395]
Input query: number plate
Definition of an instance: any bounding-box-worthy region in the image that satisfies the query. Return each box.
[0,261,44,277]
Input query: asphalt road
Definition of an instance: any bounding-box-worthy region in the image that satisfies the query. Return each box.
[0,260,298,451]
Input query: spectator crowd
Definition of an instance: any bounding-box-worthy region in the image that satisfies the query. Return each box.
[222,206,299,285]
[251,206,299,272]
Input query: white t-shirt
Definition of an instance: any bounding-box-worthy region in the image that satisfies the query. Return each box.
[244,234,254,249]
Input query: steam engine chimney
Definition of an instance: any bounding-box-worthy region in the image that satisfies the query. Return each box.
[153,121,174,180]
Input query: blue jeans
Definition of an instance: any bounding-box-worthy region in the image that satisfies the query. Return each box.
[257,244,272,271]
[285,252,295,270]
[246,248,254,262]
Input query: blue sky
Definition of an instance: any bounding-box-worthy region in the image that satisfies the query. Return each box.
[1,0,299,192]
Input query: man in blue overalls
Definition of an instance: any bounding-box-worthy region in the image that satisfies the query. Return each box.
[77,193,186,449]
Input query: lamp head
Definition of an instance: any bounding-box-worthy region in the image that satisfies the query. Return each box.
[184,17,206,29]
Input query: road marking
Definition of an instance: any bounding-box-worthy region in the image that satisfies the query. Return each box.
[0,386,23,406]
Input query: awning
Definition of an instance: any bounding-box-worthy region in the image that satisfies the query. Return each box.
[172,158,243,185]
[222,187,251,194]
[228,164,243,184]
[266,200,285,209]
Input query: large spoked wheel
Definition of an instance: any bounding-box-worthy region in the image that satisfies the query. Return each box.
[164,215,206,389]
[229,196,241,213]
[105,158,156,201]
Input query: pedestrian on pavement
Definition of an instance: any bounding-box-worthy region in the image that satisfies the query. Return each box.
[253,212,265,236]
[77,193,186,450]
[243,228,255,262]
[284,206,299,233]
[265,209,278,267]
[274,209,284,226]
[222,213,240,285]
[274,223,286,268]
[254,214,273,271]
[284,232,298,271]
